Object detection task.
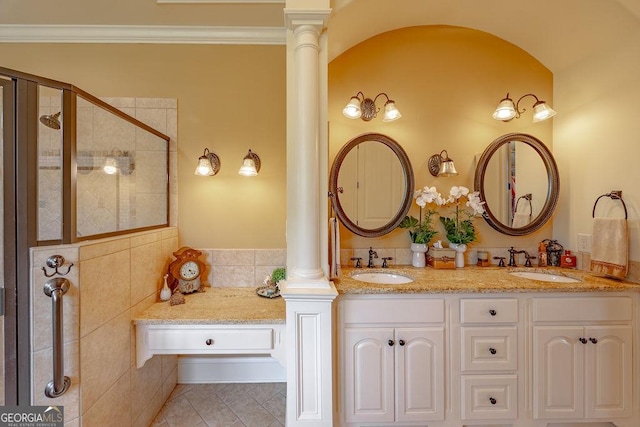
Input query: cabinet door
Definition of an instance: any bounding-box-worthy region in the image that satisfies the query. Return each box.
[533,326,584,419]
[396,327,445,422]
[344,328,395,424]
[584,325,633,419]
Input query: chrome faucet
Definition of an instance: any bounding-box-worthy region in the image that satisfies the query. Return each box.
[507,247,526,267]
[368,247,378,268]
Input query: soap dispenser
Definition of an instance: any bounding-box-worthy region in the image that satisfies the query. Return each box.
[160,273,172,301]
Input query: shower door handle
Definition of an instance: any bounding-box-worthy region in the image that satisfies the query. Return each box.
[43,277,71,398]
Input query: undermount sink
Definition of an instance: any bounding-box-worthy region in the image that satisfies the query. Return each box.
[351,272,414,285]
[509,271,581,283]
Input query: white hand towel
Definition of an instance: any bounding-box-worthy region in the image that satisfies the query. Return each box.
[330,217,341,278]
[590,217,628,279]
[511,212,531,228]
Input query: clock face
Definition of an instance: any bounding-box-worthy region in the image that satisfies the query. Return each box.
[179,260,200,280]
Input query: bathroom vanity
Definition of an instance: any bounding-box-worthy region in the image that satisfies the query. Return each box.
[133,287,286,379]
[335,267,640,427]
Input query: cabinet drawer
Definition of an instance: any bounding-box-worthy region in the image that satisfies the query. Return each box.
[461,375,518,420]
[461,327,517,371]
[532,296,632,322]
[460,298,518,324]
[145,327,274,351]
[342,297,444,324]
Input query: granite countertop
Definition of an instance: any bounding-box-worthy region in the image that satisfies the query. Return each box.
[134,287,286,325]
[335,266,640,294]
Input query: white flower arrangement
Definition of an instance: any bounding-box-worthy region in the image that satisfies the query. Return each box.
[413,185,485,245]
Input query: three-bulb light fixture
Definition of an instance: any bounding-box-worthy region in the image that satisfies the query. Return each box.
[343,91,402,122]
[492,93,556,123]
[194,148,261,177]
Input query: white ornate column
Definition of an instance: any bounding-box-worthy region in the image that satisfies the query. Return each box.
[281,2,337,426]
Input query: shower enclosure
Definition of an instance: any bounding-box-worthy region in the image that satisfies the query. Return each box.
[0,66,170,404]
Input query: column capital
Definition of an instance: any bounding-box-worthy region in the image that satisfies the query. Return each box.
[284,8,331,32]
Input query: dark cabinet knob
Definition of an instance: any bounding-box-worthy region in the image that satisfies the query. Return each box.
[489,397,497,405]
[399,340,405,346]
[205,339,213,346]
[489,347,497,355]
[388,340,395,346]
[589,337,598,344]
[489,309,497,316]
[579,337,588,344]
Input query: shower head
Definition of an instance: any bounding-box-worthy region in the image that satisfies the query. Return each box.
[39,112,61,130]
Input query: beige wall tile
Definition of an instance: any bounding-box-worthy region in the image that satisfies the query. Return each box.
[135,98,177,109]
[161,227,178,240]
[212,249,254,266]
[81,311,131,411]
[32,341,79,419]
[81,371,131,427]
[102,97,136,109]
[255,249,286,266]
[64,417,79,427]
[79,237,130,261]
[79,249,131,337]
[133,386,164,427]
[161,355,178,382]
[130,241,164,306]
[130,355,162,416]
[211,265,255,287]
[162,365,178,403]
[129,230,162,248]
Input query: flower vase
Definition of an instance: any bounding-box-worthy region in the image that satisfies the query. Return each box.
[449,243,467,268]
[411,243,428,268]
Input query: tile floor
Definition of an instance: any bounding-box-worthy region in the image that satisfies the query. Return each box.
[151,382,286,427]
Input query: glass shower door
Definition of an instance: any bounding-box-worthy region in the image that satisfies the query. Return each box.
[0,75,11,405]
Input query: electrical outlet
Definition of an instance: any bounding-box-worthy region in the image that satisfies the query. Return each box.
[578,233,592,253]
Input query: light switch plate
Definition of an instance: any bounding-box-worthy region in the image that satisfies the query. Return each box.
[578,233,592,253]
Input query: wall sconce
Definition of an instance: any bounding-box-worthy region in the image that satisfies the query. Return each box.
[194,148,221,176]
[492,93,557,123]
[342,91,402,122]
[103,148,135,175]
[238,149,261,177]
[428,150,458,177]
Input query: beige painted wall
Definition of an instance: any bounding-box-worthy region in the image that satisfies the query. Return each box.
[0,43,286,249]
[329,25,554,250]
[553,28,640,262]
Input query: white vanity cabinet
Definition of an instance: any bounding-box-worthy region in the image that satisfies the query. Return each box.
[532,296,633,421]
[459,298,519,421]
[339,296,445,425]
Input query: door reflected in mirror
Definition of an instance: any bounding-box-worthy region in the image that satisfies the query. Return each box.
[338,141,405,230]
[474,133,559,236]
[330,133,414,238]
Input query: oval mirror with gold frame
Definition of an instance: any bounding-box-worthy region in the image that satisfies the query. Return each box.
[474,133,559,236]
[330,133,414,238]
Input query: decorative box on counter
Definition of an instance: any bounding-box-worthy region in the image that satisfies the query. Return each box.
[427,247,456,269]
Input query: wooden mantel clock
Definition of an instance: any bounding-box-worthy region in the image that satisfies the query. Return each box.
[167,247,206,294]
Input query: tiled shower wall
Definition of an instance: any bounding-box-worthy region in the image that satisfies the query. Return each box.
[31,227,179,427]
[38,97,177,241]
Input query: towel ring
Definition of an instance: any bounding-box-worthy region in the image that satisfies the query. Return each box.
[592,191,628,219]
[514,193,533,217]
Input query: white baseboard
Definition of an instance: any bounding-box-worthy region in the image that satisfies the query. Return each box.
[178,355,286,383]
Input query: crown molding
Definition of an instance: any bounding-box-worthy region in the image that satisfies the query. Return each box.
[0,25,286,45]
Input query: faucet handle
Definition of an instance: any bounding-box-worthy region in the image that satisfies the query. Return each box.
[382,257,393,268]
[524,251,537,267]
[350,257,362,268]
[493,256,506,267]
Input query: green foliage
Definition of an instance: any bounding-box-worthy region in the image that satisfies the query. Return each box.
[271,267,286,284]
[398,209,438,244]
[439,215,477,245]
